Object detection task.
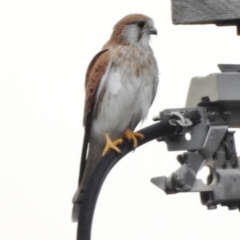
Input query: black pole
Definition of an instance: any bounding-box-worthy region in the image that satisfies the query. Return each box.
[77,118,178,240]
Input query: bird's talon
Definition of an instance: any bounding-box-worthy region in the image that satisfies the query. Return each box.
[133,132,144,139]
[102,133,123,156]
[113,139,123,145]
[124,129,144,148]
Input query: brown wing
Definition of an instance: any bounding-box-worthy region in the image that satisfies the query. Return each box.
[78,49,110,184]
[83,49,110,126]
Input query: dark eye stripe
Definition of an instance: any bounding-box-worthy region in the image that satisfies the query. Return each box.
[128,20,146,28]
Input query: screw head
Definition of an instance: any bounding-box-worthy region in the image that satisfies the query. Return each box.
[207,111,217,122]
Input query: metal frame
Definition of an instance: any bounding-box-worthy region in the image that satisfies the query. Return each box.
[151,65,240,210]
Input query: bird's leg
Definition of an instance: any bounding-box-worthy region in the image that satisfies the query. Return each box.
[102,133,123,156]
[124,128,144,148]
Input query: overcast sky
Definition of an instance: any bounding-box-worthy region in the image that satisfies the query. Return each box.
[1,1,240,240]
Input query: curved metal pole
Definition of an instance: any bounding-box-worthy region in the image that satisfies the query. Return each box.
[77,118,178,240]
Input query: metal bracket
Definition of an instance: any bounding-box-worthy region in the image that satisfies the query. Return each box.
[151,107,240,210]
[151,122,228,193]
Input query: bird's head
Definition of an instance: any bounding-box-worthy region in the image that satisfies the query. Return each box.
[109,14,157,47]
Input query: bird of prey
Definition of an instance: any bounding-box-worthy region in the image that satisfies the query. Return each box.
[72,13,159,221]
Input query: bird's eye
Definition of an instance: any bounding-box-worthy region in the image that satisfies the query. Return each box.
[137,21,145,28]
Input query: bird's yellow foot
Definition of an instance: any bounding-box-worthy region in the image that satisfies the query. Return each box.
[102,133,123,156]
[124,129,144,148]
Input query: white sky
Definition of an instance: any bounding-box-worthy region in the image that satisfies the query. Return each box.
[1,1,240,240]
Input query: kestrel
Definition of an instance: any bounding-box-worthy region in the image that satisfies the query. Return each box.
[72,13,159,221]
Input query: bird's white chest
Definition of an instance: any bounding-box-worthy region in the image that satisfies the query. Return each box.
[106,64,152,118]
[91,47,158,141]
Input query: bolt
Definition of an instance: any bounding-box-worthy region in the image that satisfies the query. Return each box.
[222,111,231,120]
[172,173,185,188]
[208,204,217,210]
[207,111,217,122]
[177,154,185,164]
[228,205,238,210]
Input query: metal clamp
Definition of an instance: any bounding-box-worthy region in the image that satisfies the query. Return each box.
[167,111,193,127]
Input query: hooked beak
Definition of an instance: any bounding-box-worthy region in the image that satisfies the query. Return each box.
[148,27,158,35]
